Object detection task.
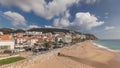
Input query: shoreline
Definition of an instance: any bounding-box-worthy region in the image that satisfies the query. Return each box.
[92,40,120,53]
[1,40,120,68]
[90,40,120,68]
[26,40,120,68]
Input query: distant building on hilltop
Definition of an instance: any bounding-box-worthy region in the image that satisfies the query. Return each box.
[0,32,3,35]
[26,31,42,35]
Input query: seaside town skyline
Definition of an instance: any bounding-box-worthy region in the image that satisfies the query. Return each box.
[0,0,120,68]
[0,0,120,39]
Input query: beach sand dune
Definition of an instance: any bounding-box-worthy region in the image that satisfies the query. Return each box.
[27,41,120,68]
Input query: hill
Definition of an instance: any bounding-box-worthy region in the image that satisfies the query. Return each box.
[0,28,97,40]
[27,28,81,34]
[0,28,25,34]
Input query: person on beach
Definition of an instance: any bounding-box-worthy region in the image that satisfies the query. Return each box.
[58,52,60,56]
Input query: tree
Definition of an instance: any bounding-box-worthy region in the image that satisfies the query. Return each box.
[43,41,53,48]
[59,39,64,43]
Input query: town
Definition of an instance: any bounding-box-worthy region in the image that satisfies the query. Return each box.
[0,28,97,67]
[0,30,87,55]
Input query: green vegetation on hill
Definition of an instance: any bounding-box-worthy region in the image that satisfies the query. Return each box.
[0,28,25,34]
[13,29,25,33]
[0,28,14,34]
[28,28,73,33]
[0,28,97,40]
[85,34,98,40]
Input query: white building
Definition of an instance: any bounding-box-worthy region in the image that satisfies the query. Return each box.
[27,38,38,46]
[64,34,72,43]
[26,31,42,35]
[80,35,86,39]
[55,36,63,42]
[15,37,26,44]
[0,40,15,51]
[0,32,3,35]
[76,34,81,38]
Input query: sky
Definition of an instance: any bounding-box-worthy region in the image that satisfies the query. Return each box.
[0,0,120,39]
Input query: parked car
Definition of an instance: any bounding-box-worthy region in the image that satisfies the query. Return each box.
[3,50,13,54]
[53,43,64,49]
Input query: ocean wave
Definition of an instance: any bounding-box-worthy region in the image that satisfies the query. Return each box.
[92,41,120,53]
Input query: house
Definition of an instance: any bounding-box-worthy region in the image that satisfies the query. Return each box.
[15,37,27,44]
[0,32,3,35]
[55,36,63,42]
[0,35,15,51]
[26,31,42,35]
[64,34,72,43]
[76,34,81,38]
[27,38,38,46]
[37,39,45,45]
[15,36,38,46]
[0,40,15,51]
[80,35,86,40]
[13,32,25,37]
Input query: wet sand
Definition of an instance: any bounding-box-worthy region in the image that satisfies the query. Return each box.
[26,41,120,68]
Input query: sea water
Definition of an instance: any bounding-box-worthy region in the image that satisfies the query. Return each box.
[93,40,120,52]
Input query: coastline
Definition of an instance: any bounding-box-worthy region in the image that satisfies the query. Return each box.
[92,40,120,53]
[1,40,120,68]
[26,41,120,68]
[92,40,120,68]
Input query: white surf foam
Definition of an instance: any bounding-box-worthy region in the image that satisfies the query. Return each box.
[92,41,120,53]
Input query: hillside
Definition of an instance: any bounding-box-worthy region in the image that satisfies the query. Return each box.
[0,28,25,34]
[28,28,71,33]
[0,28,14,34]
[0,28,97,40]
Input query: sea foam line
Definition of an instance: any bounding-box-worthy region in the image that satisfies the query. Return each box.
[92,41,120,53]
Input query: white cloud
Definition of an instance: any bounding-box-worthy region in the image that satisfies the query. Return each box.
[0,0,79,19]
[54,12,104,30]
[104,26,115,30]
[72,12,104,30]
[95,26,120,39]
[105,12,109,15]
[3,11,26,26]
[104,16,108,19]
[28,25,40,29]
[87,0,96,4]
[54,18,70,28]
[104,12,109,19]
[53,11,71,28]
[81,0,96,4]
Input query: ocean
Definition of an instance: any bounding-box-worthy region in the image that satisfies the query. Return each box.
[93,40,120,52]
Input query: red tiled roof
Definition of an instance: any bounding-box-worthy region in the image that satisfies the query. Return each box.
[37,40,45,43]
[1,35,10,40]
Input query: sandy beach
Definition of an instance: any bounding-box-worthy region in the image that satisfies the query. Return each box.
[1,41,119,68]
[24,41,120,68]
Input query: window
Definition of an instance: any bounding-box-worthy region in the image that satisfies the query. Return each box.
[0,46,9,50]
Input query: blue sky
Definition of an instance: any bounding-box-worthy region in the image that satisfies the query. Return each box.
[0,0,120,39]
